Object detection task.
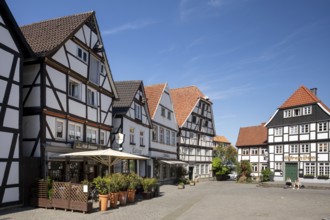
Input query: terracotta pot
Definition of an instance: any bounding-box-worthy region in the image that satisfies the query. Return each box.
[99,194,109,211]
[118,191,128,206]
[127,189,136,203]
[109,192,119,208]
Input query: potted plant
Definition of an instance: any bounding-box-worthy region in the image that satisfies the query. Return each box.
[93,176,109,211]
[141,178,153,199]
[117,173,129,206]
[108,174,120,208]
[189,180,195,186]
[127,172,141,203]
[178,181,185,189]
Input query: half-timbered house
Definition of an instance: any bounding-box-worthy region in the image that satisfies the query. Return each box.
[112,81,152,177]
[20,12,118,182]
[145,83,183,183]
[213,136,231,148]
[265,86,330,182]
[170,86,216,180]
[236,123,268,180]
[0,0,33,207]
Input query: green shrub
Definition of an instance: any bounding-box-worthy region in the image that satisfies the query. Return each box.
[237,161,252,182]
[317,175,329,180]
[303,174,314,179]
[93,176,110,195]
[261,168,274,182]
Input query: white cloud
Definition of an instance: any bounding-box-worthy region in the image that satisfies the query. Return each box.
[102,20,156,35]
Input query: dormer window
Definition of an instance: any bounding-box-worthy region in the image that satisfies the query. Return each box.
[293,108,301,117]
[303,106,312,115]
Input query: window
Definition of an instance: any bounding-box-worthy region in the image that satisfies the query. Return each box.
[167,111,171,120]
[69,80,81,99]
[300,144,310,153]
[68,122,82,141]
[289,126,298,135]
[318,122,328,132]
[196,148,201,156]
[201,165,204,174]
[252,164,258,172]
[284,110,292,118]
[293,108,301,117]
[159,127,164,144]
[87,88,97,106]
[275,145,283,154]
[261,148,267,155]
[251,148,258,155]
[165,129,170,145]
[290,144,298,153]
[304,163,316,176]
[100,131,105,145]
[192,115,197,124]
[135,104,142,120]
[161,107,166,117]
[318,143,329,153]
[55,119,65,139]
[261,164,268,171]
[89,56,100,85]
[140,131,144,146]
[152,125,158,142]
[77,46,88,63]
[275,163,282,171]
[171,131,176,146]
[242,149,249,155]
[86,128,97,143]
[130,128,135,144]
[300,124,309,134]
[318,163,330,177]
[204,120,209,127]
[274,127,283,136]
[303,106,312,115]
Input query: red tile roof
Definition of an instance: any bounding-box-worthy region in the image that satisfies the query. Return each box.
[20,12,93,56]
[279,86,320,109]
[236,123,267,147]
[213,136,230,144]
[170,86,206,127]
[144,83,166,119]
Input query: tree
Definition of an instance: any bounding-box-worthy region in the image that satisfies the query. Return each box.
[212,157,230,180]
[213,145,237,166]
[237,161,252,182]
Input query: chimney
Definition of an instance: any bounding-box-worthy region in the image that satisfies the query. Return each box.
[310,88,317,96]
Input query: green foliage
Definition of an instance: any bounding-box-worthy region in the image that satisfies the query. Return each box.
[108,173,121,193]
[237,161,252,182]
[141,178,157,192]
[317,175,329,180]
[46,176,53,199]
[127,172,141,190]
[303,174,314,179]
[261,168,273,182]
[93,176,110,195]
[214,144,238,165]
[212,157,230,177]
[177,165,187,178]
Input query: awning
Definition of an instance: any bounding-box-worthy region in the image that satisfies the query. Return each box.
[160,160,187,165]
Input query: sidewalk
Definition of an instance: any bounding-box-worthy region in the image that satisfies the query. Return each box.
[258,181,330,190]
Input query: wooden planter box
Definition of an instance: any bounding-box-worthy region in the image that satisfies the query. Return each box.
[30,197,52,209]
[70,201,93,213]
[52,199,70,211]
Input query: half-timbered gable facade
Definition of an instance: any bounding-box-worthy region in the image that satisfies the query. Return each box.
[112,81,152,177]
[213,136,231,148]
[0,0,33,207]
[170,86,216,180]
[20,12,118,182]
[236,123,268,179]
[265,86,330,182]
[145,83,181,183]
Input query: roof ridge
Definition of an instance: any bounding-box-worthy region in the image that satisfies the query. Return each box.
[145,82,166,88]
[20,11,94,28]
[171,85,197,90]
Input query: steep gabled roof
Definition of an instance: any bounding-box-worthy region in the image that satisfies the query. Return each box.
[0,0,33,58]
[279,86,320,109]
[144,83,166,119]
[170,86,206,127]
[236,123,267,147]
[20,11,93,56]
[113,80,143,113]
[213,136,231,144]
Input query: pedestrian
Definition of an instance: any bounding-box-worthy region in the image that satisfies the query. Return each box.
[285,177,292,188]
[294,178,301,190]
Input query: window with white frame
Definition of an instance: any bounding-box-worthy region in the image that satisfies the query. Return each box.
[130,128,135,144]
[87,88,97,106]
[77,46,88,63]
[68,122,82,141]
[261,164,268,171]
[86,127,97,143]
[318,143,329,153]
[140,131,144,146]
[274,127,283,136]
[195,165,199,175]
[251,148,258,155]
[300,144,310,153]
[159,127,164,144]
[196,148,201,156]
[252,164,258,172]
[189,148,193,155]
[135,104,142,120]
[100,131,105,145]
[69,79,81,100]
[171,131,176,146]
[303,106,312,115]
[293,108,301,117]
[167,111,171,120]
[260,148,267,155]
[300,124,309,134]
[201,165,204,174]
[318,122,328,132]
[275,162,282,171]
[304,162,315,176]
[165,129,170,145]
[290,144,298,153]
[89,55,100,85]
[284,109,292,118]
[318,163,330,177]
[242,148,249,155]
[289,126,298,135]
[161,107,166,117]
[152,125,158,142]
[55,119,65,139]
[275,145,283,154]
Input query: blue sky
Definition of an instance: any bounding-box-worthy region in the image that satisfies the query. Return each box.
[8,0,330,145]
